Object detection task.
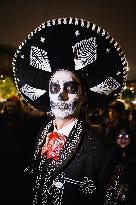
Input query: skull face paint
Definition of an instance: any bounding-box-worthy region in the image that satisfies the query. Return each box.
[49,70,83,119]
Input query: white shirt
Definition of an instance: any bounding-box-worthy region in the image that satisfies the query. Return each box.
[53,119,78,137]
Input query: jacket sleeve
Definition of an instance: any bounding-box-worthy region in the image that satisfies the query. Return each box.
[103,146,129,205]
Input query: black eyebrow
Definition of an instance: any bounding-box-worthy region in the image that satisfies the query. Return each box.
[49,80,79,90]
[50,82,59,86]
[50,80,78,85]
[64,81,79,85]
[65,80,78,84]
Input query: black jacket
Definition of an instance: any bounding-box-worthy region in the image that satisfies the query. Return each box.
[25,117,128,205]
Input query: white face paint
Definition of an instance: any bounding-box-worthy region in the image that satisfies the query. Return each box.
[49,70,82,119]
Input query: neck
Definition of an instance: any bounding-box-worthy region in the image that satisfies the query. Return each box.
[55,116,78,130]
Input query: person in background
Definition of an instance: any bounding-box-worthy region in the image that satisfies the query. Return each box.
[0,95,26,205]
[22,100,49,163]
[12,17,129,204]
[104,100,130,143]
[0,95,24,161]
[130,109,136,139]
[116,127,136,205]
[0,96,48,205]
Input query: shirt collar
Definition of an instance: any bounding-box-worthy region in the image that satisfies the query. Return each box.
[53,119,78,137]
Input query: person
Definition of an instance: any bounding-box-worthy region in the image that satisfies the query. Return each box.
[104,100,130,143]
[22,100,48,163]
[116,127,136,204]
[0,95,24,161]
[116,128,131,152]
[130,109,136,138]
[12,17,129,204]
[0,95,26,205]
[0,96,48,205]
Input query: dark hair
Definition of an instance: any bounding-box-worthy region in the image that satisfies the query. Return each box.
[109,101,125,112]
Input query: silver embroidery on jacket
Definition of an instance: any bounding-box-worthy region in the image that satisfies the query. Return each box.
[48,173,96,205]
[27,120,96,205]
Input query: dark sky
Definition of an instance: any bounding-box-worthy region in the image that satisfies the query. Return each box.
[0,0,135,80]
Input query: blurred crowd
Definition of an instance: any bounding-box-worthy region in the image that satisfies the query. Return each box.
[0,95,49,204]
[88,100,136,153]
[88,100,136,204]
[0,95,136,204]
[0,95,48,164]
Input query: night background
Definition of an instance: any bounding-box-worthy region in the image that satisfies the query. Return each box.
[0,2,136,204]
[0,0,135,80]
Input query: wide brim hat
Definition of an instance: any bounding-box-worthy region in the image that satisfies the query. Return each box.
[12,17,128,112]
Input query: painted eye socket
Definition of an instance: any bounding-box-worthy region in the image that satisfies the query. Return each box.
[117,134,129,140]
[50,81,79,94]
[50,83,60,94]
[65,82,79,94]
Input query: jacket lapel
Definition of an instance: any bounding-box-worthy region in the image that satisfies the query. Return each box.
[35,118,85,178]
[46,119,84,177]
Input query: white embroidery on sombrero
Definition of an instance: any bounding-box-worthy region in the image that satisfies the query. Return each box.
[106,48,111,53]
[75,30,80,36]
[30,46,51,72]
[63,18,67,24]
[20,84,46,101]
[21,55,24,59]
[40,37,45,43]
[116,71,121,75]
[73,37,97,70]
[89,77,120,95]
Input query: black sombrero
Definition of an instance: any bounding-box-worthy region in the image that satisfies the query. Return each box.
[12,17,128,112]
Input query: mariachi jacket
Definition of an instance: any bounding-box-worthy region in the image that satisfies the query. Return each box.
[25,117,129,205]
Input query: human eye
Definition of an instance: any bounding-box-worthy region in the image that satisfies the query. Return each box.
[65,81,79,94]
[50,83,60,94]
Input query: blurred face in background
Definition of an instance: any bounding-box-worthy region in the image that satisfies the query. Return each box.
[116,129,131,149]
[5,100,20,114]
[108,108,120,121]
[49,70,83,119]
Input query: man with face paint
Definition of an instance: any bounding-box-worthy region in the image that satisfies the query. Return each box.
[13,18,130,205]
[23,69,128,205]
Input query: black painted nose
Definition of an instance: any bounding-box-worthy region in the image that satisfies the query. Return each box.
[58,92,68,101]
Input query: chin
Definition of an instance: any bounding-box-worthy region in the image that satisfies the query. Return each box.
[52,109,75,119]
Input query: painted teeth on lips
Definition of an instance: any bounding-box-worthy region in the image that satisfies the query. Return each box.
[55,103,69,109]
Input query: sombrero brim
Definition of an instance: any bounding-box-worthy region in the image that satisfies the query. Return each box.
[12,17,128,112]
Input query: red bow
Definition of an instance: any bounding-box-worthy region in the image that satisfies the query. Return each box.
[41,132,66,160]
